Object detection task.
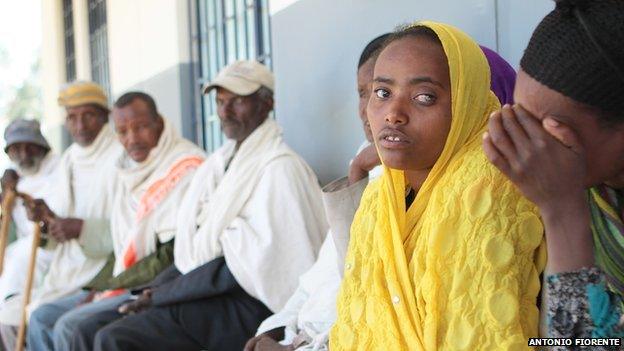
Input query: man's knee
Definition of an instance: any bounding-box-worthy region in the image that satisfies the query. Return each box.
[93,322,125,351]
[29,304,58,330]
[52,309,79,339]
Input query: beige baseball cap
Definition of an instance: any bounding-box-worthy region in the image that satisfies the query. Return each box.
[203,60,274,96]
[58,81,109,111]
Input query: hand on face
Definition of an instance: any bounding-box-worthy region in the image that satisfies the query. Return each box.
[118,288,152,314]
[482,104,587,210]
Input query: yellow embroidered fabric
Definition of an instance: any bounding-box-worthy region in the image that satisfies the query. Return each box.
[330,22,546,350]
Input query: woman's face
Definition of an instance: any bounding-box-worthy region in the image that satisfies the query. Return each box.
[514,70,624,187]
[368,36,452,172]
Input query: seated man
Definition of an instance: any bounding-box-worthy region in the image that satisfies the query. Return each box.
[29,92,206,351]
[0,81,123,351]
[244,33,388,351]
[0,119,59,350]
[71,60,328,351]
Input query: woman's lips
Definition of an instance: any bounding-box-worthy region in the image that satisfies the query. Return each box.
[377,128,412,149]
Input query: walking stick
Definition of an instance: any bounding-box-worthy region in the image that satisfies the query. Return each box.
[15,222,40,351]
[0,190,17,275]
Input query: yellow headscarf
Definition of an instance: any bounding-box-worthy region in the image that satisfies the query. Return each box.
[330,22,546,350]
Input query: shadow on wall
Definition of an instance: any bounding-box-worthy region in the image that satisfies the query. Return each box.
[270,0,553,185]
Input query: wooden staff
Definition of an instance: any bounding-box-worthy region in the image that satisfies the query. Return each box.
[15,222,41,351]
[0,190,17,275]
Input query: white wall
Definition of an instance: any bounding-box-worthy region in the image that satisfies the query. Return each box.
[271,0,502,184]
[106,0,192,136]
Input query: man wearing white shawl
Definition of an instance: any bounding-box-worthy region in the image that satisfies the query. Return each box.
[0,119,60,350]
[0,81,123,351]
[28,92,205,351]
[244,34,388,351]
[70,60,327,351]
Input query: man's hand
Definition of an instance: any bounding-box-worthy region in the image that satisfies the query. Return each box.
[244,328,286,351]
[47,217,83,242]
[1,170,19,193]
[348,144,381,185]
[118,289,152,315]
[25,199,55,224]
[252,337,294,351]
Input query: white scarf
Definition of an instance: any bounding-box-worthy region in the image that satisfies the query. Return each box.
[175,118,298,273]
[12,152,60,239]
[32,124,123,308]
[110,118,205,275]
[174,118,327,312]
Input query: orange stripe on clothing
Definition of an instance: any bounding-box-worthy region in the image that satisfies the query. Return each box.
[135,156,204,221]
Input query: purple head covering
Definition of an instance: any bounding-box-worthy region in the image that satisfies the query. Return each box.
[480,46,516,105]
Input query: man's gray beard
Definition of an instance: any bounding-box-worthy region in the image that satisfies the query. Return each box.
[13,155,45,176]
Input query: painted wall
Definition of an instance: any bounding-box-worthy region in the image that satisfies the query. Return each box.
[270,0,554,184]
[106,0,196,139]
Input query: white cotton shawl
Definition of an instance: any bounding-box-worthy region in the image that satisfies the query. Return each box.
[110,118,205,276]
[0,153,60,301]
[32,124,123,308]
[174,118,327,311]
[12,152,60,239]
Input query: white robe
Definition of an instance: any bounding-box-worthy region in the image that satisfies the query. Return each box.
[110,119,205,276]
[0,124,124,325]
[256,141,382,350]
[174,118,328,313]
[0,153,59,301]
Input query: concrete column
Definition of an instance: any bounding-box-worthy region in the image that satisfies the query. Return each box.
[72,0,92,80]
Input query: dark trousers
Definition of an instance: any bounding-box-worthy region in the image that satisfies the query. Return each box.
[87,287,271,351]
[70,259,272,351]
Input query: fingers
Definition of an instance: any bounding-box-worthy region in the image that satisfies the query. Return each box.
[542,117,585,155]
[487,111,520,168]
[500,105,530,151]
[482,132,515,181]
[243,336,260,351]
[512,104,550,146]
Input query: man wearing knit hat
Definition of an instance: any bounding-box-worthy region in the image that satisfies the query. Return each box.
[0,119,60,350]
[482,0,624,342]
[69,60,327,351]
[0,81,124,351]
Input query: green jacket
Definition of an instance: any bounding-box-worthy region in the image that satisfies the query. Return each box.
[84,239,174,291]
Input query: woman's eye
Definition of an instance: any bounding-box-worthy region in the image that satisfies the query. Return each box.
[375,88,390,99]
[415,94,436,105]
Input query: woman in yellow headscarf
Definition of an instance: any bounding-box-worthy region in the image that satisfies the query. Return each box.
[330,22,546,350]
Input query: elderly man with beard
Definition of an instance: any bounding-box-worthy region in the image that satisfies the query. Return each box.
[0,119,59,350]
[68,60,328,351]
[27,91,205,351]
[0,81,124,351]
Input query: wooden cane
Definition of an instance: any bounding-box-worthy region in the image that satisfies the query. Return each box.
[0,190,17,275]
[14,223,40,351]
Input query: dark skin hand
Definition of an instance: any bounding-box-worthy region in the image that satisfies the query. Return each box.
[243,327,286,351]
[118,288,152,314]
[483,104,594,273]
[348,144,381,185]
[252,337,295,351]
[25,199,83,242]
[0,169,19,193]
